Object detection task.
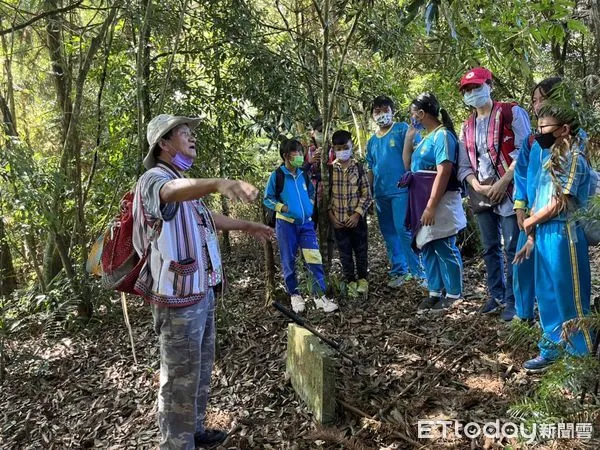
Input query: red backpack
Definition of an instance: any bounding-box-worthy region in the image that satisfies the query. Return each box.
[100,190,146,294]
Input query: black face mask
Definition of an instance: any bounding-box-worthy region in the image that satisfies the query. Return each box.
[534,131,557,149]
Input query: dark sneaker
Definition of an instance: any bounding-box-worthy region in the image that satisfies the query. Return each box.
[481,297,503,314]
[500,304,517,322]
[195,429,228,447]
[417,296,440,310]
[523,355,555,373]
[430,297,456,313]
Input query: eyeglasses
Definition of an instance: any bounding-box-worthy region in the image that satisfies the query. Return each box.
[535,124,563,134]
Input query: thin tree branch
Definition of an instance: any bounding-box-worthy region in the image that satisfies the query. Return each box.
[157,0,188,112]
[0,0,84,36]
[0,0,35,17]
[82,14,117,209]
[311,0,326,28]
[327,2,365,116]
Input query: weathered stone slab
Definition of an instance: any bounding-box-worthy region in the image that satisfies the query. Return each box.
[286,323,336,423]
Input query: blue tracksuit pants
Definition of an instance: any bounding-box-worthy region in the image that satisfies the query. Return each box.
[375,193,424,278]
[535,221,594,359]
[276,219,326,295]
[513,230,536,320]
[422,235,463,297]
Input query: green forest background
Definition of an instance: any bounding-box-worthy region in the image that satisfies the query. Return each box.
[0,0,599,326]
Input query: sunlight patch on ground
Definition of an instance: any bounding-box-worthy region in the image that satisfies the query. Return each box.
[464,374,504,395]
[38,337,77,360]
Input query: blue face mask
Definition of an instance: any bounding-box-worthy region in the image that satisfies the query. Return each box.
[411,116,425,131]
[463,84,492,108]
[172,152,194,171]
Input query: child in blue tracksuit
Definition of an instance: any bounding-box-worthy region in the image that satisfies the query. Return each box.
[512,135,541,322]
[264,139,338,314]
[405,93,467,312]
[366,95,425,287]
[516,101,594,372]
[513,77,591,323]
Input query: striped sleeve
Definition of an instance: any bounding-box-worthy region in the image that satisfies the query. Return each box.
[139,170,178,221]
[558,152,587,197]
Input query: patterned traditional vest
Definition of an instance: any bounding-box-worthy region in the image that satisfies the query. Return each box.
[132,163,223,307]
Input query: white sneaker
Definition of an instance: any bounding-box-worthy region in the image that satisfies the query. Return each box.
[291,294,306,313]
[313,296,339,313]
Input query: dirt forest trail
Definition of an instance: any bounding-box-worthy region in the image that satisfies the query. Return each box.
[1,216,599,450]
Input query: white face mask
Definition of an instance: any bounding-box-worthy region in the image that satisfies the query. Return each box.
[374,112,393,127]
[335,146,353,161]
[463,84,492,108]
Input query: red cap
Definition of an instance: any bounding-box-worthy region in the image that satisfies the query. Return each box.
[459,67,493,89]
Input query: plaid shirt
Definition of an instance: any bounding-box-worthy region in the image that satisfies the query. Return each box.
[328,159,372,223]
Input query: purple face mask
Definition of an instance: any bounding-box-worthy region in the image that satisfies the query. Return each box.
[172,152,194,171]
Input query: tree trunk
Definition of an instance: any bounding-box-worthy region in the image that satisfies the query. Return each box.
[318,0,332,273]
[0,94,17,298]
[24,233,46,293]
[0,18,16,131]
[42,234,62,287]
[0,95,21,297]
[44,2,119,320]
[0,218,17,297]
[264,239,276,305]
[137,0,153,169]
[591,0,600,74]
[44,0,72,283]
[212,47,231,254]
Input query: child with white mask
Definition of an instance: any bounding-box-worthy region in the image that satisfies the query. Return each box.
[366,95,426,287]
[328,130,373,294]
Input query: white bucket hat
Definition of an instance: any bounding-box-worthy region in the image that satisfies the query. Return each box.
[143,114,203,169]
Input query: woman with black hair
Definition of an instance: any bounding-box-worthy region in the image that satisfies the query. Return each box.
[513,77,594,326]
[403,93,466,312]
[513,77,565,324]
[515,100,594,372]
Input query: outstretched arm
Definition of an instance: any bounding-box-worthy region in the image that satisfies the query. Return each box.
[161,178,259,203]
[211,213,273,242]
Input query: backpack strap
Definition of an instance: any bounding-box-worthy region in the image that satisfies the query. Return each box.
[302,168,311,191]
[328,161,364,196]
[498,101,515,124]
[274,165,311,202]
[274,166,285,201]
[496,101,517,168]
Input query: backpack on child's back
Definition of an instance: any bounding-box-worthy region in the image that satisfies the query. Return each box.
[582,169,600,246]
[264,165,311,227]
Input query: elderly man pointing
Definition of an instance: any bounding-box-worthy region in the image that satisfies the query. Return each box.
[133,114,272,449]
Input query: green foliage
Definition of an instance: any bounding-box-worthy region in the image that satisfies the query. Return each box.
[509,354,600,440]
[508,312,600,442]
[503,318,541,352]
[0,0,598,324]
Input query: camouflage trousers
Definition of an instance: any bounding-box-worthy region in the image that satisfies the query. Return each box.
[151,289,216,450]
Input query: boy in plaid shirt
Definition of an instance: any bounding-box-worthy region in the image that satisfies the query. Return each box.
[328,130,373,293]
